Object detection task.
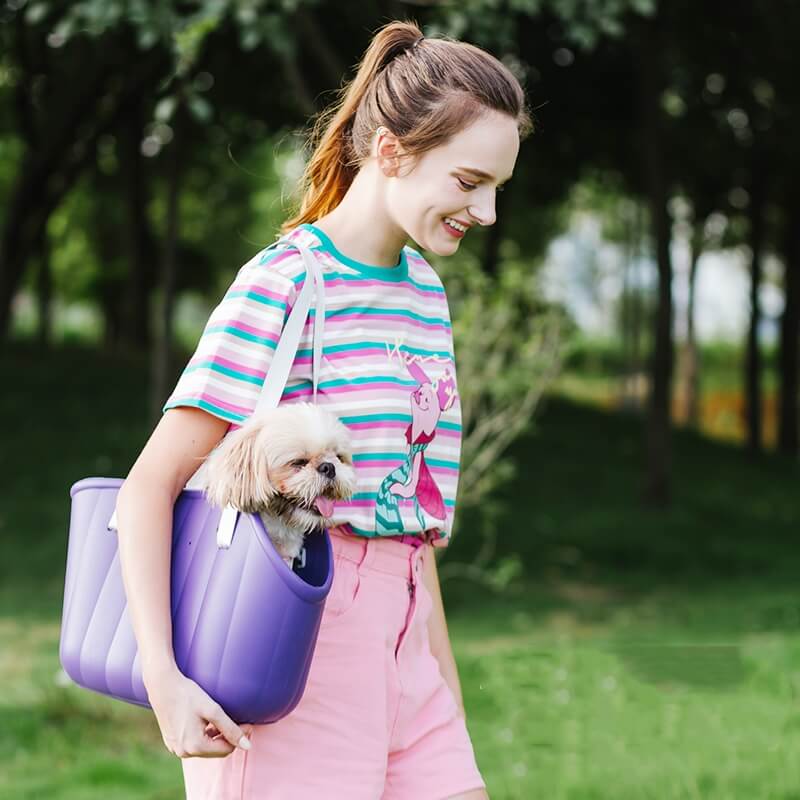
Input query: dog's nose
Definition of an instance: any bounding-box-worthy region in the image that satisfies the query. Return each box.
[317,462,336,480]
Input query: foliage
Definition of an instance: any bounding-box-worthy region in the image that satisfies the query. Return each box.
[433,247,568,546]
[429,0,656,52]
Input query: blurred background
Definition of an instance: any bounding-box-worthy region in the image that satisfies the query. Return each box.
[2,1,799,798]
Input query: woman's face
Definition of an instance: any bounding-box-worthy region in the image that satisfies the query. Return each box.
[383,110,520,256]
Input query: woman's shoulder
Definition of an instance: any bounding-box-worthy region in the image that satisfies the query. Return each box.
[236,225,320,288]
[402,244,446,291]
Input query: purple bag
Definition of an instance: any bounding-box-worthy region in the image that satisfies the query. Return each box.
[58,239,332,724]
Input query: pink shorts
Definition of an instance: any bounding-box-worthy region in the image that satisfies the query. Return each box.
[181,526,486,799]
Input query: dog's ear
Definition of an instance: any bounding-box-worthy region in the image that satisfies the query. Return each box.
[200,420,276,511]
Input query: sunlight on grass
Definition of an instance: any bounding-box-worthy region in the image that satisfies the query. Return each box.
[2,343,798,798]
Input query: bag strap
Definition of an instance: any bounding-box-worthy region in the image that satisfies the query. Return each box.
[253,238,325,410]
[108,234,326,548]
[216,236,326,547]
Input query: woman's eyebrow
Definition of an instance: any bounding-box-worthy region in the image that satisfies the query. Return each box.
[456,166,513,183]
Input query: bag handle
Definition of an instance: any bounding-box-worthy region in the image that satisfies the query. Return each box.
[215,238,325,547]
[107,237,325,549]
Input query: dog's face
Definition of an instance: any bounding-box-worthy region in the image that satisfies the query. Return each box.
[201,402,356,534]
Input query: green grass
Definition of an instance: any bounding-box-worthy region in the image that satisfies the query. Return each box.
[2,341,799,799]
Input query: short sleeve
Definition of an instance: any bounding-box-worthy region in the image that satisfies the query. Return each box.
[162,247,302,427]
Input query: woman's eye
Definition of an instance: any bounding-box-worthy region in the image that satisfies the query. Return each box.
[458,177,506,193]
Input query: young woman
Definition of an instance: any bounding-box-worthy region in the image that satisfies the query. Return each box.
[116,19,531,800]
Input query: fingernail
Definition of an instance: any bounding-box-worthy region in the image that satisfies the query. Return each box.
[238,735,251,750]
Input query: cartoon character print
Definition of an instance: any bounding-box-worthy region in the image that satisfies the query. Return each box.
[375,347,457,534]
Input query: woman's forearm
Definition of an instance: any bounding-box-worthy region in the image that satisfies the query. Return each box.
[422,547,466,717]
[115,478,179,684]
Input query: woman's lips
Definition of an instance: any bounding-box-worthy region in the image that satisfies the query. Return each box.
[442,218,465,239]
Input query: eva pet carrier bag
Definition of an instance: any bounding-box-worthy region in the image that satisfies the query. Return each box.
[59,237,332,724]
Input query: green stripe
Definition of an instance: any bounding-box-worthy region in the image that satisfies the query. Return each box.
[285,376,419,391]
[351,492,455,505]
[352,453,459,469]
[257,239,444,293]
[225,291,287,310]
[320,306,449,326]
[257,248,289,266]
[295,341,453,359]
[338,412,461,432]
[204,325,279,347]
[315,269,445,295]
[181,361,265,385]
[162,398,243,424]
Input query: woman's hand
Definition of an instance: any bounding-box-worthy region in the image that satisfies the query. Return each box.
[144,663,253,759]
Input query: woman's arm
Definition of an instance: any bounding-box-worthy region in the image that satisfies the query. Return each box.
[421,546,466,719]
[116,407,230,682]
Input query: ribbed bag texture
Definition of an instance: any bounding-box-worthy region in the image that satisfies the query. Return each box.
[59,476,334,725]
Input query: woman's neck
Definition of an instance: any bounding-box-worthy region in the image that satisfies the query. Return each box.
[311,167,409,268]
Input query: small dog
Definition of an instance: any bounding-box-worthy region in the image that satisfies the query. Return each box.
[200,402,356,567]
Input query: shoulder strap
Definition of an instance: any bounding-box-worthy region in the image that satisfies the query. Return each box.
[253,237,325,410]
[217,235,326,548]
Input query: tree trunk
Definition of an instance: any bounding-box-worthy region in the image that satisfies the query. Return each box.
[685,221,704,429]
[0,45,166,340]
[36,233,52,348]
[120,97,157,351]
[745,167,766,455]
[778,189,800,455]
[637,22,674,506]
[150,108,185,426]
[631,203,646,407]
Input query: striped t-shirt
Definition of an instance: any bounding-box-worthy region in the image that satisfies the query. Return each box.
[163,221,462,548]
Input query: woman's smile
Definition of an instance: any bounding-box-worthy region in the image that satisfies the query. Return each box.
[441,217,466,239]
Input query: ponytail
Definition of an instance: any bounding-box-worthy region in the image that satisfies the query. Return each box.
[280,19,532,234]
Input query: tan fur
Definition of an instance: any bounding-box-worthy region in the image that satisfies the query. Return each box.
[199,402,357,562]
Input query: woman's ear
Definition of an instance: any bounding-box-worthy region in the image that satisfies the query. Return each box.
[200,420,276,512]
[376,127,406,177]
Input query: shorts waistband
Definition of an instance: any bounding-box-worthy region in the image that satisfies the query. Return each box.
[327,526,427,577]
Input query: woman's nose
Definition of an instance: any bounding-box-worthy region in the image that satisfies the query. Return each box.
[468,191,497,227]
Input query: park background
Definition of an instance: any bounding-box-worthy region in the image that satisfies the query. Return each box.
[2,1,799,798]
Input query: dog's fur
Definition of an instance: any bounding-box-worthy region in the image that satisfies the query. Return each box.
[200,402,356,564]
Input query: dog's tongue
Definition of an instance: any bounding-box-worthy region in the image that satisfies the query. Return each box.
[314,496,335,518]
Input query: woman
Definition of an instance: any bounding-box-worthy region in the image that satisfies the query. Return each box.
[116,18,531,799]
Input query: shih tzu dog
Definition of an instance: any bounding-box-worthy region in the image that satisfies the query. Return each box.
[200,402,356,567]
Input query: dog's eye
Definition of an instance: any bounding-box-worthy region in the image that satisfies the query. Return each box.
[292,458,309,468]
[337,453,351,464]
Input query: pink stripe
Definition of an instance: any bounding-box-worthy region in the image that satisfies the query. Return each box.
[337,498,447,508]
[188,354,266,379]
[229,283,291,303]
[293,345,452,365]
[324,275,444,299]
[284,382,407,398]
[266,249,302,268]
[210,318,282,341]
[173,392,252,416]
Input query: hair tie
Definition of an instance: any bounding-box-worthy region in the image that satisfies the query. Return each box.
[411,35,424,49]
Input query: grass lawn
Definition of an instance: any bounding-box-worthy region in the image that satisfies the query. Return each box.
[2,342,799,799]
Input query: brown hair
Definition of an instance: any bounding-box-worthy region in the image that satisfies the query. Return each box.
[280,19,533,234]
